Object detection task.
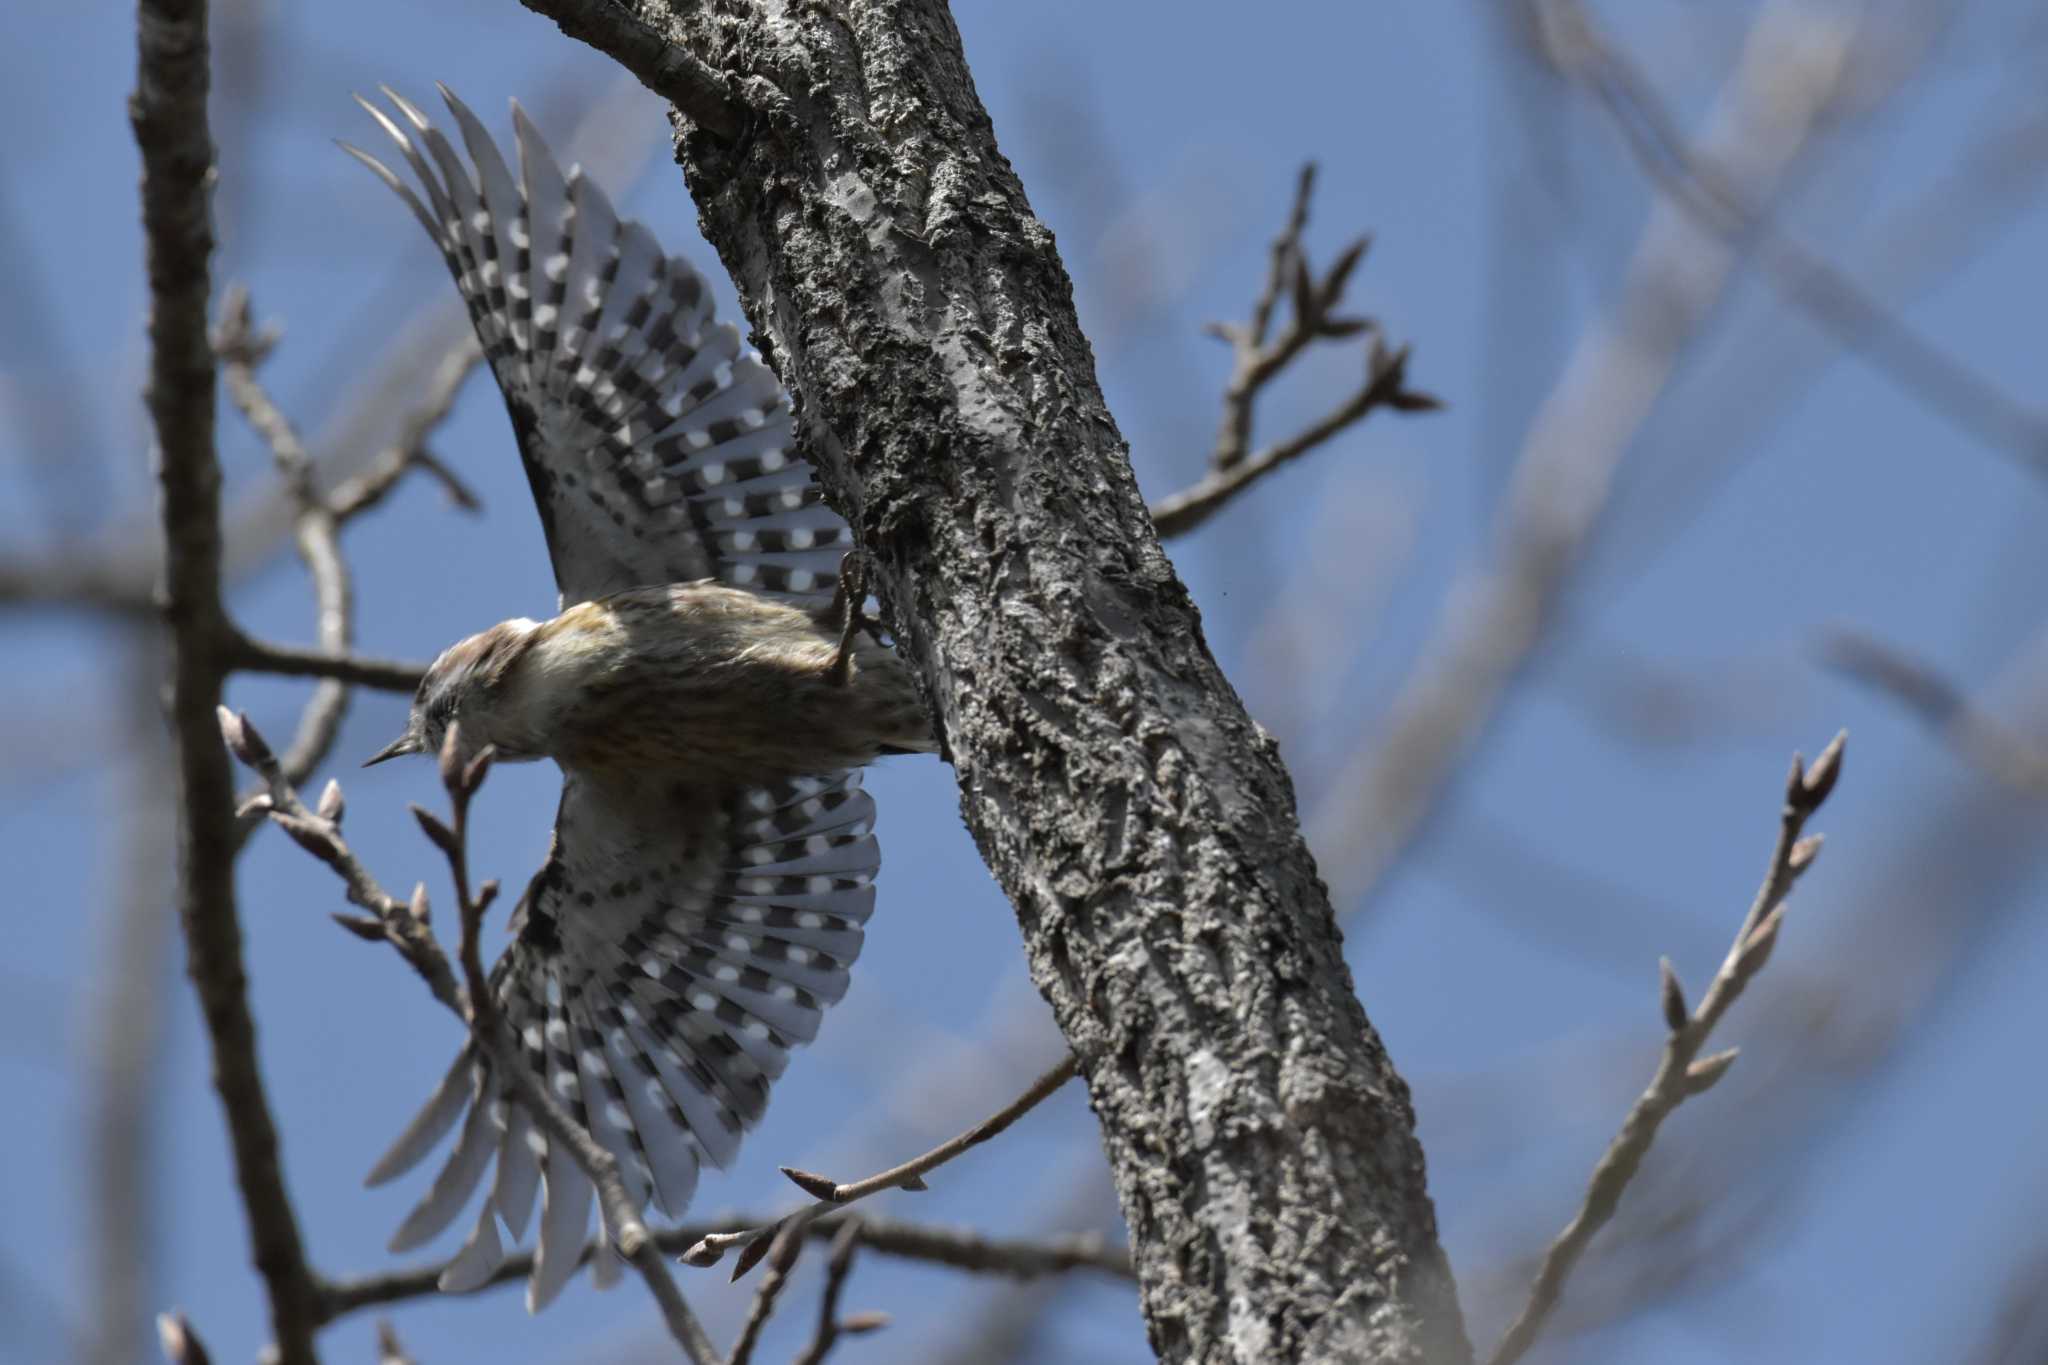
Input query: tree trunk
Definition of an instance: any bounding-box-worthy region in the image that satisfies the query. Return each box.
[640,3,1470,1359]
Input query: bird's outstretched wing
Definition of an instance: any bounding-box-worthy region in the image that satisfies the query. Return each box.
[367,769,880,1310]
[347,90,892,1309]
[343,86,850,608]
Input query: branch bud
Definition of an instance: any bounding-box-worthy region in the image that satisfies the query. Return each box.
[1684,1047,1740,1095]
[273,813,341,865]
[317,778,346,824]
[410,804,459,860]
[331,912,387,944]
[1658,956,1689,1034]
[839,1311,891,1335]
[437,723,465,794]
[730,1231,777,1280]
[461,745,497,796]
[1740,903,1786,975]
[156,1311,213,1365]
[781,1166,842,1201]
[678,1238,724,1268]
[216,705,272,768]
[1800,730,1847,808]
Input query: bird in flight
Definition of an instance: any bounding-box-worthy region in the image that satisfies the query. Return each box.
[342,85,933,1310]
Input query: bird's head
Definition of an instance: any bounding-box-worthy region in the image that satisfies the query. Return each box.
[365,618,542,767]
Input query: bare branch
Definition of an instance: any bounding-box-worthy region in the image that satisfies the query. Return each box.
[510,0,745,139]
[682,1055,1081,1277]
[1309,6,1861,911]
[327,338,485,522]
[1824,629,2048,794]
[133,0,324,1357]
[725,1222,803,1365]
[227,636,427,693]
[216,287,358,828]
[225,715,718,1364]
[1149,166,1438,540]
[223,707,461,1010]
[1152,340,1437,539]
[315,1211,1130,1321]
[791,1221,872,1365]
[1486,733,1846,1365]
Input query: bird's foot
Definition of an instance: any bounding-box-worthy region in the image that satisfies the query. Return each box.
[827,550,871,687]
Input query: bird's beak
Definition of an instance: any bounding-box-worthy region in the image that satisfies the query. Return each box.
[362,732,423,767]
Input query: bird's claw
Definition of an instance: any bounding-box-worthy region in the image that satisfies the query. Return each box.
[827,550,870,687]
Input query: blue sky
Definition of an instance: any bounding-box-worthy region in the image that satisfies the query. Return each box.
[5,1,2047,1362]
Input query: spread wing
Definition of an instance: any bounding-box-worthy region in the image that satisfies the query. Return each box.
[343,86,850,608]
[367,769,880,1310]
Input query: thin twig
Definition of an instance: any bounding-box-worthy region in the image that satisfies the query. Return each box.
[1486,732,1845,1365]
[792,1220,878,1365]
[683,1054,1081,1278]
[227,636,427,692]
[134,0,324,1357]
[726,1222,804,1365]
[1824,630,2048,794]
[327,337,485,522]
[216,287,358,836]
[1151,338,1437,538]
[1148,164,1438,540]
[315,1212,1131,1320]
[222,708,461,1012]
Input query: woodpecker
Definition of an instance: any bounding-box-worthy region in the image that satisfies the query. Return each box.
[343,86,933,1310]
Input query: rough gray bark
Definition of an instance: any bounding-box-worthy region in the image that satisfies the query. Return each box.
[624,2,1471,1360]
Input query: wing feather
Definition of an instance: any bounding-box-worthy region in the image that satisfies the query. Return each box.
[352,88,841,607]
[366,768,880,1305]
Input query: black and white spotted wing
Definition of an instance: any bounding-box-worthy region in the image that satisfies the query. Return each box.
[366,770,881,1310]
[343,86,850,608]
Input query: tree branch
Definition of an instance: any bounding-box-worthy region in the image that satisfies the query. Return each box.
[725,1222,803,1365]
[1149,164,1439,539]
[640,6,1469,1359]
[1486,733,1845,1365]
[682,1054,1080,1278]
[1308,1,1863,912]
[791,1221,876,1365]
[326,337,484,522]
[216,287,357,826]
[224,714,720,1363]
[510,0,744,139]
[1533,0,2048,479]
[227,636,427,693]
[132,0,324,1358]
[315,1211,1130,1321]
[1824,630,2048,794]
